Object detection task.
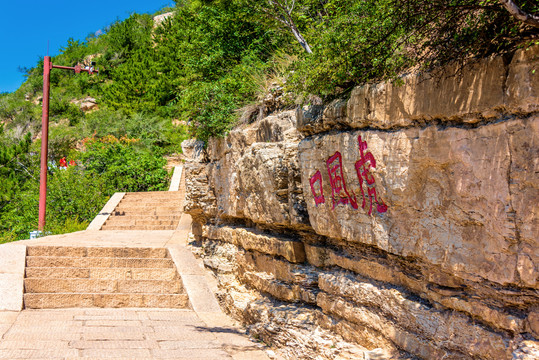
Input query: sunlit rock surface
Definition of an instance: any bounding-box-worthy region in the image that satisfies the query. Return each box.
[184,46,538,359]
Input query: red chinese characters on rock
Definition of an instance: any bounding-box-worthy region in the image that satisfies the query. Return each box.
[308,135,387,215]
[355,135,387,215]
[309,170,325,206]
[326,152,358,210]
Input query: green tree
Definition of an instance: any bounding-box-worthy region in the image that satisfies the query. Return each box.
[154,1,289,140]
[0,132,33,207]
[80,137,170,192]
[102,48,164,112]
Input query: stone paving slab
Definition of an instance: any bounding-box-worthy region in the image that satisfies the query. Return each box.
[0,348,80,358]
[0,312,18,324]
[0,308,270,359]
[0,340,70,349]
[80,348,152,358]
[14,230,176,248]
[70,340,160,349]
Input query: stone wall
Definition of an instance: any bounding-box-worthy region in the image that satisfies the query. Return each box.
[184,46,539,359]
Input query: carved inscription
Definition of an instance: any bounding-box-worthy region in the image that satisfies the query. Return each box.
[355,135,387,215]
[309,170,325,206]
[309,135,387,215]
[326,152,358,210]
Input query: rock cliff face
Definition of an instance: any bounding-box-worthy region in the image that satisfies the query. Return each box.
[184,46,539,359]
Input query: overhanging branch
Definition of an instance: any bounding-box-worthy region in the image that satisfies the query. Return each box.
[498,0,539,28]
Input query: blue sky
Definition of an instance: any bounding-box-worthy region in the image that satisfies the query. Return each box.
[0,0,175,93]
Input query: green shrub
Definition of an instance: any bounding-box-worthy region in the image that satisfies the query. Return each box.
[0,231,17,244]
[46,166,110,226]
[46,217,89,236]
[0,133,33,205]
[80,110,176,150]
[0,162,109,240]
[0,133,171,242]
[80,136,169,192]
[0,184,39,240]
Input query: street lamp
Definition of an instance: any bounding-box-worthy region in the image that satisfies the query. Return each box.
[38,56,99,231]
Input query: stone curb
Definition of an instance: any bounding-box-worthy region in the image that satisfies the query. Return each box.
[0,244,26,311]
[86,192,125,230]
[168,165,183,192]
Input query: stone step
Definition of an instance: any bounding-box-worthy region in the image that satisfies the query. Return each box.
[119,198,183,204]
[23,293,190,309]
[24,278,184,294]
[104,214,182,221]
[113,205,181,213]
[116,202,183,209]
[120,193,184,200]
[103,218,180,226]
[100,224,178,231]
[26,246,169,259]
[104,218,182,226]
[111,210,183,217]
[115,199,183,204]
[105,216,180,225]
[23,246,190,310]
[124,191,184,197]
[120,192,183,198]
[25,267,179,281]
[26,257,174,269]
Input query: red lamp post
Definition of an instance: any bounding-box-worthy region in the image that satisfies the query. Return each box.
[38,56,98,231]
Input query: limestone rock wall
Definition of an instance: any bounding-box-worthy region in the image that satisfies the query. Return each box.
[184,46,539,360]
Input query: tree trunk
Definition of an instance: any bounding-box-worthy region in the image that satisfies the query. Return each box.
[290,24,313,53]
[266,0,313,53]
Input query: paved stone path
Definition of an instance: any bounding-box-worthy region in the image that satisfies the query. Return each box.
[0,210,274,359]
[0,308,268,359]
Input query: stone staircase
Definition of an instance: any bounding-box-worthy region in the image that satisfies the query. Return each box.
[101,191,184,230]
[23,246,190,309]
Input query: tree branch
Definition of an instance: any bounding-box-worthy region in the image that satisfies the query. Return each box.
[265,0,313,53]
[260,6,292,28]
[289,0,295,14]
[498,0,539,28]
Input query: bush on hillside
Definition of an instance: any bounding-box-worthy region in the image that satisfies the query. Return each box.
[80,135,170,193]
[0,135,171,242]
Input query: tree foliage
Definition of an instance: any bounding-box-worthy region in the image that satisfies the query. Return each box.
[269,0,539,95]
[80,136,169,192]
[0,131,32,205]
[0,135,170,242]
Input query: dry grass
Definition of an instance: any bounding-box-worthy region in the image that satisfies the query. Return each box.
[237,52,299,125]
[253,52,298,102]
